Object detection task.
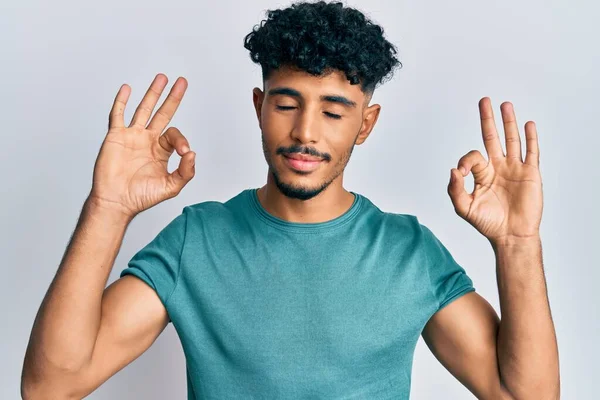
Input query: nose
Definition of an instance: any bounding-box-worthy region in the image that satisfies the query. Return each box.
[290,107,322,144]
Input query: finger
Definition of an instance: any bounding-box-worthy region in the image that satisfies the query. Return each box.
[524,121,540,167]
[500,101,523,161]
[456,149,488,178]
[167,150,196,195]
[147,77,188,133]
[448,168,472,219]
[479,97,505,160]
[129,73,169,128]
[108,84,131,130]
[158,127,191,157]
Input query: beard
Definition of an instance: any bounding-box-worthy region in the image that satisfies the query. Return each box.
[261,132,357,201]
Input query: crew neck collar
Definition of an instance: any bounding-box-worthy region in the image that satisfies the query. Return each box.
[246,188,363,233]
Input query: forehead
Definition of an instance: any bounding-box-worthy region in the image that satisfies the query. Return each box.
[264,66,366,105]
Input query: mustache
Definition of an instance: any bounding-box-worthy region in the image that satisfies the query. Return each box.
[276,145,331,162]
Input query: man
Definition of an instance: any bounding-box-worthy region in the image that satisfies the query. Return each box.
[21,1,559,399]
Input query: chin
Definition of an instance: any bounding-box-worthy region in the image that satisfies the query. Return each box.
[271,169,330,201]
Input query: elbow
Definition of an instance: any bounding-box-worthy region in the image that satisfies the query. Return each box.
[21,376,82,400]
[21,361,85,400]
[21,373,52,400]
[498,356,561,400]
[501,376,561,400]
[21,381,57,400]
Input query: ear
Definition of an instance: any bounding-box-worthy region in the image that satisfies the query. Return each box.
[252,87,264,130]
[355,103,381,145]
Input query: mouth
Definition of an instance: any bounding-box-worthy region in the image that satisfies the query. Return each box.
[282,154,324,172]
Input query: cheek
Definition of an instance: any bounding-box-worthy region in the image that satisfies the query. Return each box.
[328,125,359,157]
[261,111,293,137]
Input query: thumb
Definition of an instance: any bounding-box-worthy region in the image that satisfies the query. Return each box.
[447,168,472,219]
[167,150,196,195]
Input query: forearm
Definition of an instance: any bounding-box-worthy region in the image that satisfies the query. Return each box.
[23,197,133,379]
[493,235,560,399]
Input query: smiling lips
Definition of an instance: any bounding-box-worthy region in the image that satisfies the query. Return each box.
[283,153,323,172]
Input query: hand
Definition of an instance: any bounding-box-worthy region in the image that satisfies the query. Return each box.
[447,97,543,247]
[88,73,196,219]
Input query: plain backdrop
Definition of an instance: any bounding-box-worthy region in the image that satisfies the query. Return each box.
[2,0,598,398]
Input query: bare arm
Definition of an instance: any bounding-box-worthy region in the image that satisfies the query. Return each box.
[435,97,559,398]
[422,292,513,399]
[421,237,559,400]
[493,236,559,398]
[21,200,169,399]
[21,73,196,399]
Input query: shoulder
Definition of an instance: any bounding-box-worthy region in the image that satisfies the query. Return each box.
[357,194,414,223]
[182,188,250,228]
[357,195,435,250]
[360,195,423,235]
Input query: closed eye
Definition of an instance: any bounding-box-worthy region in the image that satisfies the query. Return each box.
[276,106,341,120]
[276,105,296,111]
[324,112,342,120]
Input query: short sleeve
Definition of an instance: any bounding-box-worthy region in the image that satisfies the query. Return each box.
[120,208,188,319]
[420,223,476,312]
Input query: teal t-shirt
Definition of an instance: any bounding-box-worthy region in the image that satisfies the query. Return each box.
[120,188,475,399]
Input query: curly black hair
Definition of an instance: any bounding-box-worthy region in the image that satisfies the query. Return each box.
[243,1,401,95]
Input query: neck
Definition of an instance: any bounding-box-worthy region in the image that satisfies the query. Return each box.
[256,173,355,223]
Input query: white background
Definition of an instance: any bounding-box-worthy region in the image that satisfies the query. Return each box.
[1,0,598,398]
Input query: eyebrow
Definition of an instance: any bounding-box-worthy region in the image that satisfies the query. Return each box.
[267,87,357,108]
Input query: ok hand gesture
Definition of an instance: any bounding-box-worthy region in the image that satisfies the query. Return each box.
[89,74,196,219]
[448,97,543,247]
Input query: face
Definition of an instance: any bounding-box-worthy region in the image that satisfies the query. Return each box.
[252,66,381,200]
